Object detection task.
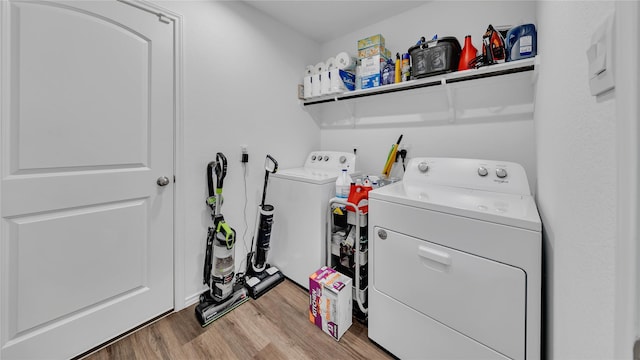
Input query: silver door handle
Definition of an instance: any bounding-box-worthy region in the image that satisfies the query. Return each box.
[377,229,387,240]
[157,176,170,186]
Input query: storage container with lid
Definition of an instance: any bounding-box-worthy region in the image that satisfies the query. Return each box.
[408,36,461,79]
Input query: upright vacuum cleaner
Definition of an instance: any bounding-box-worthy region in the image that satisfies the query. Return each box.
[245,155,285,299]
[195,152,249,327]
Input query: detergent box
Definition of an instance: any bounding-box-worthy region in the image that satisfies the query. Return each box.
[357,34,387,59]
[357,34,385,50]
[309,266,352,340]
[360,54,389,89]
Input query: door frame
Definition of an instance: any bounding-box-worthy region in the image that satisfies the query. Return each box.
[614,1,639,358]
[0,0,185,355]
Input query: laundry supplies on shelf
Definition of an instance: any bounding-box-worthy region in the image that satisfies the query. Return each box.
[303,52,357,99]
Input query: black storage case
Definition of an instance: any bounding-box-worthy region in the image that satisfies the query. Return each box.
[409,36,461,79]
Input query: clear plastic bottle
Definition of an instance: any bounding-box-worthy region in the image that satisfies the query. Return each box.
[335,169,352,198]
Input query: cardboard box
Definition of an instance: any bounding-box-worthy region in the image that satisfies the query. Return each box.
[358,45,386,59]
[360,54,389,76]
[360,54,390,89]
[309,267,352,341]
[357,34,385,50]
[361,73,380,89]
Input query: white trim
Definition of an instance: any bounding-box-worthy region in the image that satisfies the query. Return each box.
[614,1,639,358]
[0,0,8,355]
[118,0,186,312]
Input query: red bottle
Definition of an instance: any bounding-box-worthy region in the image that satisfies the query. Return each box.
[458,35,478,71]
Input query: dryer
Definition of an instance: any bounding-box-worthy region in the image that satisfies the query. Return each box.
[368,157,541,360]
[269,151,357,289]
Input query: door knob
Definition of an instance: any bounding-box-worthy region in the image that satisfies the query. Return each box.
[157,176,170,186]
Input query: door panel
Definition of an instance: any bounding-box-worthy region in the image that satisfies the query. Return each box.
[12,1,150,172]
[8,200,147,334]
[1,1,175,358]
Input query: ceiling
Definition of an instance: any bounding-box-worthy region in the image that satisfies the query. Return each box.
[242,1,429,43]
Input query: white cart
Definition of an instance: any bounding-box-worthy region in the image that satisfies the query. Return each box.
[326,197,368,323]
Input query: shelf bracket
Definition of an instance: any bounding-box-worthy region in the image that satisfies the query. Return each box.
[443,78,456,123]
[340,99,357,128]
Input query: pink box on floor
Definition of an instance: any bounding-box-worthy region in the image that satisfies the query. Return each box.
[309,266,352,341]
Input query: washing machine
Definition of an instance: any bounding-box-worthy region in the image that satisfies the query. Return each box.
[269,151,357,289]
[368,157,541,360]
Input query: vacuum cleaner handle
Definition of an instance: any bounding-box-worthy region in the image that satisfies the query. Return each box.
[215,152,227,192]
[261,154,278,207]
[265,154,278,174]
[206,161,216,198]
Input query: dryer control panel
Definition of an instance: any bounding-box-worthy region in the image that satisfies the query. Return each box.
[405,157,532,196]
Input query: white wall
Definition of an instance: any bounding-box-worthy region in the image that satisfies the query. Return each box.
[535,1,617,359]
[316,1,539,191]
[154,0,321,305]
[614,2,640,357]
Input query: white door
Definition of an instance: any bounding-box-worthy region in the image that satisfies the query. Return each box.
[0,1,175,358]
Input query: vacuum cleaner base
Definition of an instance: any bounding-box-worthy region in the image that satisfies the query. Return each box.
[195,286,249,327]
[245,266,285,299]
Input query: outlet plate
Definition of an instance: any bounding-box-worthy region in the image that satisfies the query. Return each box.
[241,145,248,163]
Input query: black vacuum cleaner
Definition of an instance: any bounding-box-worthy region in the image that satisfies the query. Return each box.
[244,155,285,299]
[195,153,249,327]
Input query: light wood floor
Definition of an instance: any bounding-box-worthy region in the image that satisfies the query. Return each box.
[83,279,394,359]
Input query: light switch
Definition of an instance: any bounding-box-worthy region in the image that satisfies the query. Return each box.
[587,11,614,96]
[587,42,606,77]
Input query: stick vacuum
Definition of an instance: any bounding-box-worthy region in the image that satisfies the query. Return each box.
[245,155,285,299]
[195,153,249,327]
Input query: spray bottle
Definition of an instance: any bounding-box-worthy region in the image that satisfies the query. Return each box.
[401,53,411,81]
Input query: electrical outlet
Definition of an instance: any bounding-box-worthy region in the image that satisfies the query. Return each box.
[241,145,248,163]
[396,144,409,162]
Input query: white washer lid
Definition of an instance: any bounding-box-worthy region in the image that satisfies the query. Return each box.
[370,181,541,232]
[272,167,342,185]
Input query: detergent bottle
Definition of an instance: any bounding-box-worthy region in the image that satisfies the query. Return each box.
[505,24,537,61]
[335,168,352,199]
[458,35,478,71]
[346,181,373,214]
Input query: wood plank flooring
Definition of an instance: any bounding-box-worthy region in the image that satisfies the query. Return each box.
[83,279,394,359]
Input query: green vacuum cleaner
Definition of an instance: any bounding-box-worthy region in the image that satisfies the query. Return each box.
[195,152,248,327]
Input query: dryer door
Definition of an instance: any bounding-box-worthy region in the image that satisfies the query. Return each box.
[373,227,526,360]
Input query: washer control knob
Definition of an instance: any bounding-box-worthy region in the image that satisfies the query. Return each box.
[496,168,508,178]
[377,229,387,240]
[324,156,330,162]
[417,162,429,173]
[339,155,347,164]
[311,155,316,161]
[477,167,488,177]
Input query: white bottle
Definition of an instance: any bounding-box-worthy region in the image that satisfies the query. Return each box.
[335,169,352,199]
